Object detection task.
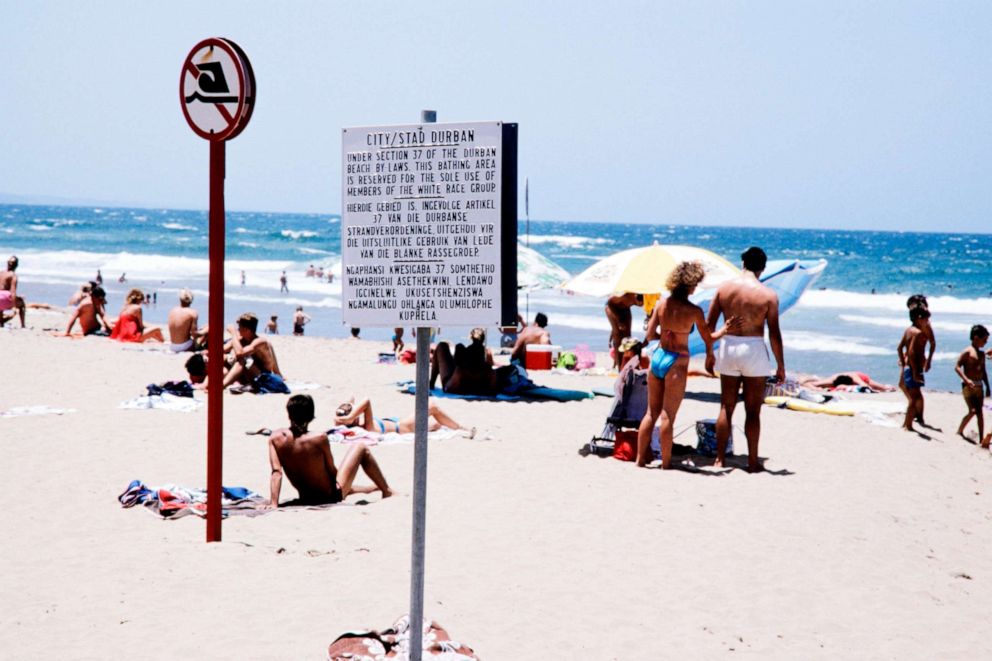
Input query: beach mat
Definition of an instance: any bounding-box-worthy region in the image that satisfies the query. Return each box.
[396,380,595,402]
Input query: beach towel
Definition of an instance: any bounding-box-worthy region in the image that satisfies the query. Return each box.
[118,479,265,518]
[326,426,471,446]
[285,381,321,392]
[119,393,204,412]
[327,614,479,660]
[0,405,76,418]
[397,380,594,402]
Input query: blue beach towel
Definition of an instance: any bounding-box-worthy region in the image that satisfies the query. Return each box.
[396,380,595,402]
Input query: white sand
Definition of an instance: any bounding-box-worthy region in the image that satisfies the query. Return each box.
[2,316,992,659]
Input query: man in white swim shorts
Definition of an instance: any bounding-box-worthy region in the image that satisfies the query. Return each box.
[706,247,785,472]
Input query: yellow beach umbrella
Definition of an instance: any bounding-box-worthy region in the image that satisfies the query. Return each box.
[561,243,739,297]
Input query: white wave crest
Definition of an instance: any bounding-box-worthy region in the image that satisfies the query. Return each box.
[799,289,992,316]
[523,234,613,248]
[162,222,196,231]
[28,225,53,231]
[281,230,319,240]
[839,314,974,334]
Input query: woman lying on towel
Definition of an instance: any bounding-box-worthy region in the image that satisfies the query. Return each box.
[334,396,475,437]
[430,327,516,396]
[799,372,896,393]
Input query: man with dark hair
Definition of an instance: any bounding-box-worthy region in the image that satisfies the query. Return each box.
[510,312,551,364]
[263,394,392,508]
[65,285,112,336]
[222,312,288,392]
[706,246,784,472]
[0,255,25,328]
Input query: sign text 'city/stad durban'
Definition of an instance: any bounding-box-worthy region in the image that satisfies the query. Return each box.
[340,121,506,326]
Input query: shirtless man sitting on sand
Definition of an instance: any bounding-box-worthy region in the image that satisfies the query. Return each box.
[263,394,392,508]
[0,256,26,328]
[333,396,474,437]
[706,246,785,472]
[65,285,113,336]
[167,289,203,352]
[223,312,289,393]
[510,312,551,364]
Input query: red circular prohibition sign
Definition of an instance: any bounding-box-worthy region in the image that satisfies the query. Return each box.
[179,37,255,141]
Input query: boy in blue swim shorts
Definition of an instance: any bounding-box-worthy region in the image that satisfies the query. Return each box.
[898,306,931,432]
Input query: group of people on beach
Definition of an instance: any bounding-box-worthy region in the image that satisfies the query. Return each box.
[899,293,991,447]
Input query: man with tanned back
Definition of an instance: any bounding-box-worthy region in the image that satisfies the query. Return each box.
[167,288,201,352]
[706,247,785,472]
[510,312,551,364]
[65,285,113,336]
[263,394,392,508]
[223,312,289,393]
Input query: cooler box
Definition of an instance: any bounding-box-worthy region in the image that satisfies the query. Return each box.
[525,344,561,370]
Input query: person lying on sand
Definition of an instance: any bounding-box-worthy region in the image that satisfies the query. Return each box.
[431,327,514,396]
[262,394,392,509]
[333,396,475,437]
[799,372,895,392]
[222,312,288,393]
[65,285,113,336]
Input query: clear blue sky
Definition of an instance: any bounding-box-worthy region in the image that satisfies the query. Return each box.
[1,1,988,232]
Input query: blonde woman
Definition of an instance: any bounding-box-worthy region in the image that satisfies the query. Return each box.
[636,262,736,468]
[110,288,164,343]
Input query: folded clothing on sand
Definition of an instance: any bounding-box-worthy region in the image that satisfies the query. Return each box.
[396,373,595,402]
[118,479,265,518]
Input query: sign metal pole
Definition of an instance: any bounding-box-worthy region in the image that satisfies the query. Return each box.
[206,139,226,542]
[408,108,436,661]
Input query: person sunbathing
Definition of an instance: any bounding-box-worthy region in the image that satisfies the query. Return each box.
[799,372,895,392]
[64,285,113,336]
[110,288,165,343]
[222,312,288,393]
[167,288,203,352]
[333,396,474,437]
[263,394,392,508]
[430,327,513,396]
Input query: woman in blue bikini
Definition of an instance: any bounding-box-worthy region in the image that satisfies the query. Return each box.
[636,261,739,468]
[334,396,475,437]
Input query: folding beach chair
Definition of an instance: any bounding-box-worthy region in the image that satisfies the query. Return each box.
[583,365,648,456]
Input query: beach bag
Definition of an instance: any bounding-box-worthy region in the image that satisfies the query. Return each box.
[573,343,596,370]
[556,351,577,370]
[695,419,732,457]
[612,429,638,462]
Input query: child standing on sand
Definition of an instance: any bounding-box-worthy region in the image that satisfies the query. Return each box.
[897,306,931,432]
[955,325,989,447]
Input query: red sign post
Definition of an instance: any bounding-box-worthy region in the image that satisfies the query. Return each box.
[179,38,255,542]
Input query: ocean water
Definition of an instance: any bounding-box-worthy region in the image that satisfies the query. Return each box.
[3,203,990,392]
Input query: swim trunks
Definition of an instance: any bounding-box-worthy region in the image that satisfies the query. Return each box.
[251,371,290,394]
[903,367,925,389]
[170,339,194,353]
[0,290,12,311]
[715,336,773,378]
[293,323,304,335]
[962,382,984,409]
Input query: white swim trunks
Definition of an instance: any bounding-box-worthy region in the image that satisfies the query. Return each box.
[170,339,194,353]
[715,335,772,378]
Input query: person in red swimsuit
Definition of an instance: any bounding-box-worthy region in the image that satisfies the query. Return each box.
[110,288,164,343]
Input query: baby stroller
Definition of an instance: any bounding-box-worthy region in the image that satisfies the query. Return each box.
[583,365,648,456]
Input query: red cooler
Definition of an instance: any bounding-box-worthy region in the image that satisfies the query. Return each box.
[525,345,560,370]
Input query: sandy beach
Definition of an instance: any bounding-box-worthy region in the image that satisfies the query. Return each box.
[3,311,992,660]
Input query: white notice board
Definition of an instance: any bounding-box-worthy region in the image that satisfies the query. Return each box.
[341,121,508,327]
